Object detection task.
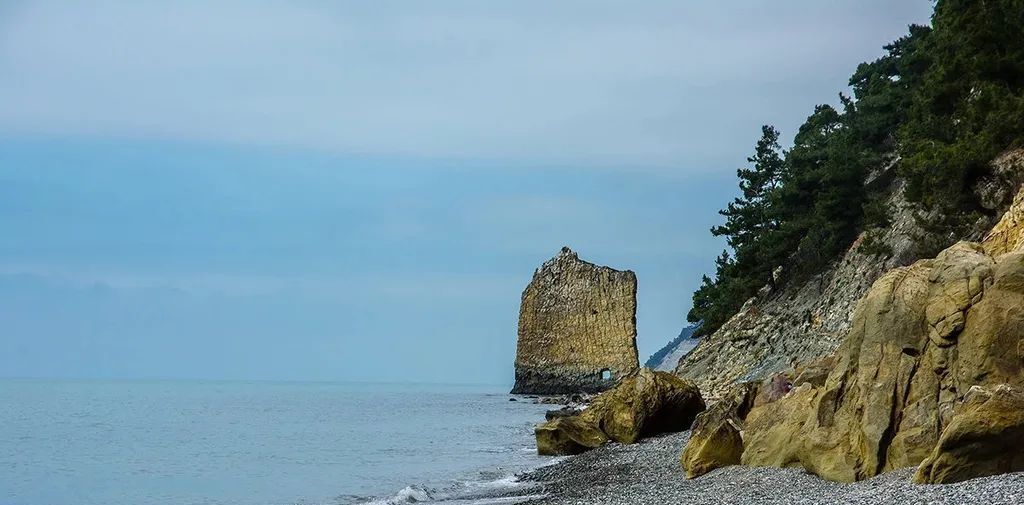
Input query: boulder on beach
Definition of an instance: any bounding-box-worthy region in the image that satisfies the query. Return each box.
[681,381,757,478]
[535,368,705,455]
[915,385,1024,484]
[536,416,609,456]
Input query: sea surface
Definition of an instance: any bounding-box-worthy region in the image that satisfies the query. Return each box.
[0,379,557,505]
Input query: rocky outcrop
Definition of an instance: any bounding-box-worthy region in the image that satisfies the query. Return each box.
[536,369,705,455]
[675,151,1024,399]
[675,178,923,398]
[915,385,1024,484]
[512,247,639,394]
[680,382,757,478]
[705,184,1024,483]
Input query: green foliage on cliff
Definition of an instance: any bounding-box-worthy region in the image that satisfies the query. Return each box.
[689,0,1024,337]
[900,0,1024,213]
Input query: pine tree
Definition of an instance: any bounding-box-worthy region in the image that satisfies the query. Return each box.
[711,125,784,251]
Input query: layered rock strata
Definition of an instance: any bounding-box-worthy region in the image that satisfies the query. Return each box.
[676,150,1024,399]
[684,185,1024,484]
[512,247,639,394]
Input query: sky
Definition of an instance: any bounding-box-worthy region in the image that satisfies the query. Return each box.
[0,1,934,384]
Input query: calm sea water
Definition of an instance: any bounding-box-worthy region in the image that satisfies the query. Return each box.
[0,379,556,505]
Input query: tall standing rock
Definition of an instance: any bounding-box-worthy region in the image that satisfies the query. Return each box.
[511,247,639,394]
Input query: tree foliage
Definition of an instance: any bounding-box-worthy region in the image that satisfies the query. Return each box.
[688,0,1024,336]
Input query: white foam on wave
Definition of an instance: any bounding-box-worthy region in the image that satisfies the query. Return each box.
[360,472,545,505]
[360,485,433,505]
[462,474,523,492]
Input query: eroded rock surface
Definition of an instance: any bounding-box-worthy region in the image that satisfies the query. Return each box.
[512,247,639,394]
[915,385,1024,484]
[675,178,924,398]
[681,382,757,478]
[727,185,1024,483]
[675,151,1024,399]
[536,369,705,455]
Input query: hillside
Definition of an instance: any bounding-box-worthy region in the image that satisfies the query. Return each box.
[645,324,699,371]
[673,0,1024,398]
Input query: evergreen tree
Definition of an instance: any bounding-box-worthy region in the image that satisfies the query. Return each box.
[711,125,784,251]
[900,0,1024,211]
[688,0,1024,337]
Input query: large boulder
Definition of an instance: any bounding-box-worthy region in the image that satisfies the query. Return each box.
[915,385,1024,484]
[681,382,757,478]
[534,368,705,455]
[595,368,706,444]
[536,416,609,456]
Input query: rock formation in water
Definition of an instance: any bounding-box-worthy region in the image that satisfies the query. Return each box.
[535,368,705,455]
[682,178,1024,484]
[511,247,640,394]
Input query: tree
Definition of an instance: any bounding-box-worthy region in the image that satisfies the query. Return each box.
[711,125,784,251]
[687,0,1024,337]
[900,0,1024,212]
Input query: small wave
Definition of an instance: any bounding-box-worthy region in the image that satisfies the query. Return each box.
[361,473,539,505]
[462,474,523,492]
[360,485,433,505]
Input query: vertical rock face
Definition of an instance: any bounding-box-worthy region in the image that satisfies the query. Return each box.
[725,185,1024,484]
[675,150,1024,399]
[511,247,639,394]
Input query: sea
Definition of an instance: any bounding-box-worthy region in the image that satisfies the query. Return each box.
[0,379,560,505]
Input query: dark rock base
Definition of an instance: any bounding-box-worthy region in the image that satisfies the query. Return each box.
[510,366,623,395]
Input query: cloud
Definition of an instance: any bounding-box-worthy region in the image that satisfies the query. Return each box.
[0,0,933,168]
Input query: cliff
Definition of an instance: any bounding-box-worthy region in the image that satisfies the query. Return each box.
[679,151,1024,484]
[674,151,1024,398]
[511,247,640,394]
[728,184,1024,483]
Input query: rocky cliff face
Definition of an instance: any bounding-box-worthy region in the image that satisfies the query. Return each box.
[736,190,1024,483]
[680,160,1024,484]
[675,176,924,398]
[675,151,1024,399]
[511,247,639,394]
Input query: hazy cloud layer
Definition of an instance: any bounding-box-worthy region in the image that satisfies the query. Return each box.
[0,2,934,383]
[1,1,931,168]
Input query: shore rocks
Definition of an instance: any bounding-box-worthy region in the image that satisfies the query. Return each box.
[536,416,609,456]
[536,369,704,455]
[674,150,1024,400]
[512,247,640,395]
[545,406,582,421]
[681,382,757,478]
[915,385,1024,484]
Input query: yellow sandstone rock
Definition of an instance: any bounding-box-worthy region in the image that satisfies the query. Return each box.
[512,247,639,394]
[733,186,1024,483]
[535,369,704,455]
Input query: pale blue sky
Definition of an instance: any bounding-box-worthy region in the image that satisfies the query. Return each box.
[0,1,933,384]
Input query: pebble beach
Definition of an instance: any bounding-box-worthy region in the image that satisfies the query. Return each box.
[491,431,1024,505]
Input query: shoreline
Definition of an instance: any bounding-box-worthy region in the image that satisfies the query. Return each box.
[482,431,1024,505]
